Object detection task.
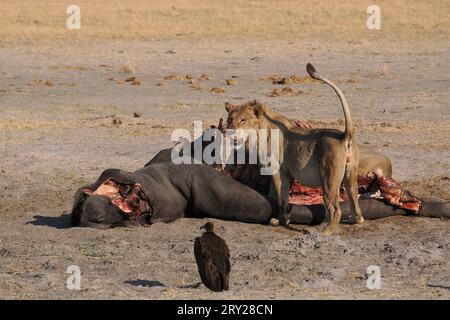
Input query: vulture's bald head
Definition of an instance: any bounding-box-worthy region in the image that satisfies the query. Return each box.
[200,222,215,232]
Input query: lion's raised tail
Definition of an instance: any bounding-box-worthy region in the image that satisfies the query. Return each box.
[306,63,354,142]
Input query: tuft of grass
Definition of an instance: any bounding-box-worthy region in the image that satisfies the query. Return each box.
[76,243,106,258]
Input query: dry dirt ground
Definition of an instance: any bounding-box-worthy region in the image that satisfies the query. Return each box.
[0,39,449,299]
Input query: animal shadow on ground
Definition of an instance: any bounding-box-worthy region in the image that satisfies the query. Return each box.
[281,225,312,234]
[125,279,167,288]
[427,283,450,291]
[178,282,202,289]
[27,213,72,229]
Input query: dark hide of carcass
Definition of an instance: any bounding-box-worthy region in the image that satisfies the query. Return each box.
[71,122,450,229]
[71,163,277,228]
[74,155,450,230]
[73,161,442,229]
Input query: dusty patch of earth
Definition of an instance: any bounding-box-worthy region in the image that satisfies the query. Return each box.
[0,39,449,299]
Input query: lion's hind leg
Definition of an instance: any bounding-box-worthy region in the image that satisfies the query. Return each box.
[321,165,346,235]
[343,164,364,224]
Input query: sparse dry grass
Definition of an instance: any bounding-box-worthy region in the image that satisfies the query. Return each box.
[0,0,448,45]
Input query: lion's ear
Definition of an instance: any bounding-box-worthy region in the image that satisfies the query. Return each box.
[253,103,265,117]
[225,102,235,112]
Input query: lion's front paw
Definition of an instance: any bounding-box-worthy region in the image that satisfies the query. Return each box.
[355,216,364,224]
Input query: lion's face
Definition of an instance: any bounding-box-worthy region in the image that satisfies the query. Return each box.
[224,100,270,151]
[225,100,267,132]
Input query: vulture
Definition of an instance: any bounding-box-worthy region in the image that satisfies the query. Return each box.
[194,222,230,291]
